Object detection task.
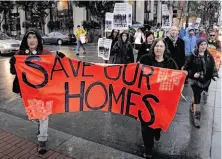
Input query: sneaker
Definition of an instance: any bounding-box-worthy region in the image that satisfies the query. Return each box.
[143,151,152,159]
[76,53,79,56]
[190,103,194,113]
[203,91,209,96]
[38,141,47,154]
[193,112,201,128]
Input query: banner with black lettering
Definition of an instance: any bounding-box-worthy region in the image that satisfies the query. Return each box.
[15,55,186,131]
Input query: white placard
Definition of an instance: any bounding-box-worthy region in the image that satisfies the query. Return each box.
[161,4,171,28]
[113,3,128,30]
[127,4,132,27]
[98,38,112,60]
[105,12,113,32]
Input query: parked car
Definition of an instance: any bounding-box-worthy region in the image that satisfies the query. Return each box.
[0,32,21,56]
[42,32,76,45]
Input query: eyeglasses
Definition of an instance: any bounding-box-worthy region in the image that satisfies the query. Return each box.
[210,35,215,37]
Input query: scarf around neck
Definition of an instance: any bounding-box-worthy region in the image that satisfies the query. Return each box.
[169,36,178,46]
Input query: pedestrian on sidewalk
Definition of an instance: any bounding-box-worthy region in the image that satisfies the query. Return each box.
[183,38,219,128]
[9,29,65,154]
[75,25,87,56]
[111,31,134,64]
[139,39,179,159]
[136,31,154,62]
[106,29,120,63]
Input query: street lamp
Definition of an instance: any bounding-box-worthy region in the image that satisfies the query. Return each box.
[185,1,190,29]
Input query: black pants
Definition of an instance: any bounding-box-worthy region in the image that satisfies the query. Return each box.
[191,84,204,104]
[141,123,161,153]
[204,80,211,92]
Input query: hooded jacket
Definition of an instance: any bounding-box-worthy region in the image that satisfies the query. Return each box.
[183,49,218,88]
[183,34,197,56]
[9,29,52,94]
[111,32,134,64]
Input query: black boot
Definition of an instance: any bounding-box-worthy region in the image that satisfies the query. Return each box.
[143,151,152,159]
[193,111,201,128]
[38,141,47,154]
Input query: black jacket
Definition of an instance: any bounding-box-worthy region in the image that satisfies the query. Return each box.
[111,40,134,64]
[136,43,152,62]
[165,37,185,69]
[183,50,218,86]
[139,54,178,70]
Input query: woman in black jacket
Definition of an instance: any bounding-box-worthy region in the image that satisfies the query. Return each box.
[111,32,134,64]
[136,31,154,62]
[139,39,178,159]
[183,38,218,128]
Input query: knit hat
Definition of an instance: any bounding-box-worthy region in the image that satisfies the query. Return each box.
[196,37,208,48]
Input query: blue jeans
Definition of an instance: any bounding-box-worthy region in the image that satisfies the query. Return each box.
[76,40,85,54]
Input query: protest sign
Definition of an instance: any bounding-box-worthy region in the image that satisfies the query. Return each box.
[113,3,128,30]
[15,55,186,131]
[208,48,221,70]
[105,12,113,32]
[98,38,112,60]
[161,4,171,28]
[127,4,132,27]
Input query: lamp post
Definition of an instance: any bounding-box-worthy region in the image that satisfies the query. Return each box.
[185,1,190,29]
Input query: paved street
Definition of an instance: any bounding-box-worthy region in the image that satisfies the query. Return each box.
[0,44,221,159]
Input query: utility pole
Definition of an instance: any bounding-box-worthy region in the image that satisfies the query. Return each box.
[185,1,190,29]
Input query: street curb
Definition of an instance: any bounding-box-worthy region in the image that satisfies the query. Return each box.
[0,111,143,159]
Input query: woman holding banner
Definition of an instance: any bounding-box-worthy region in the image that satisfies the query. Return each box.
[139,39,178,159]
[183,38,218,128]
[9,29,64,154]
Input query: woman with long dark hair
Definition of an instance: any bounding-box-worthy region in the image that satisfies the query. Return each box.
[136,31,154,62]
[139,39,178,159]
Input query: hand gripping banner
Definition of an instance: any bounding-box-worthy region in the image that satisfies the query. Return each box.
[15,55,186,131]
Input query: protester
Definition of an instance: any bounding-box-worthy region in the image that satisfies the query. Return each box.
[136,31,154,62]
[183,27,197,57]
[208,30,221,51]
[201,31,222,95]
[165,26,185,69]
[139,39,178,159]
[75,25,87,56]
[111,32,134,64]
[108,29,120,50]
[106,29,120,63]
[134,28,145,50]
[183,38,218,128]
[9,29,65,154]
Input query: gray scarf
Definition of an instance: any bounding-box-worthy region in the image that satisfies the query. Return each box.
[168,36,178,47]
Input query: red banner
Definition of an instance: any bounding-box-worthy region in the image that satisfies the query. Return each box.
[15,55,186,131]
[208,48,221,70]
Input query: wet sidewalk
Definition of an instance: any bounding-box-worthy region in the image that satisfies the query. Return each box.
[0,129,72,159]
